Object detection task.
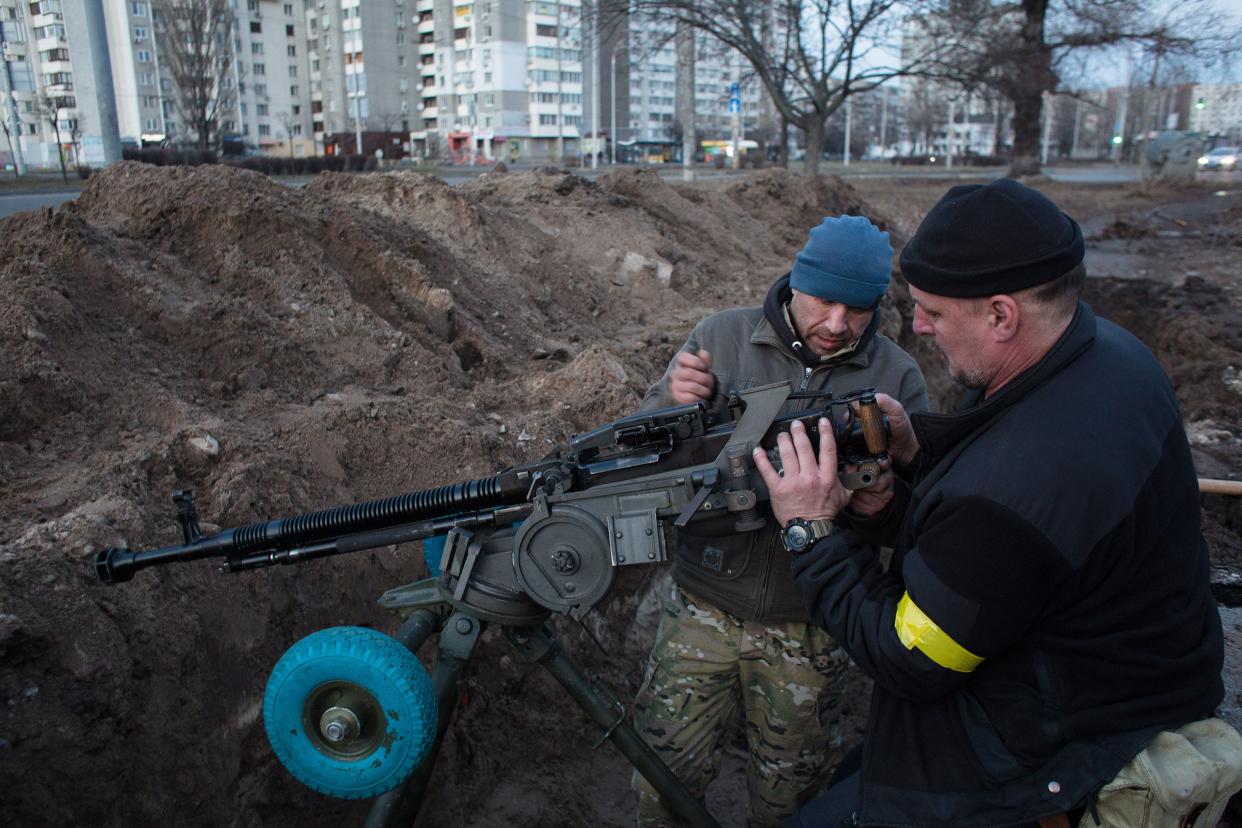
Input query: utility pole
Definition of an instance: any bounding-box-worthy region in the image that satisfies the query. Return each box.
[589,1,598,169]
[843,97,851,167]
[1113,88,1128,164]
[610,43,616,164]
[1070,94,1081,160]
[354,84,363,155]
[556,1,564,163]
[1040,91,1052,166]
[879,87,888,156]
[729,52,740,170]
[946,98,955,169]
[675,23,694,181]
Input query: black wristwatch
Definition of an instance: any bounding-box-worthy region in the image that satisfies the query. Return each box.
[781,518,834,555]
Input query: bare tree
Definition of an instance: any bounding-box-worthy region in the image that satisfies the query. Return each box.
[615,0,966,173]
[31,92,71,182]
[928,0,1242,176]
[154,0,237,151]
[276,110,296,157]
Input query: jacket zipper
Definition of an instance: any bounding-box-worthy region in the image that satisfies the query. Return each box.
[757,362,829,619]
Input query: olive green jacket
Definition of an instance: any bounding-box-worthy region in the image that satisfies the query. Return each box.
[641,278,929,623]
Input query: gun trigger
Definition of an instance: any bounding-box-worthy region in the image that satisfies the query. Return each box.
[674,468,719,528]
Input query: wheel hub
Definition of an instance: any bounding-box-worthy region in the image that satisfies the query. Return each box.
[301,681,388,761]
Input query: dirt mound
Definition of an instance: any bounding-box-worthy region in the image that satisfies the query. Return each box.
[0,163,898,827]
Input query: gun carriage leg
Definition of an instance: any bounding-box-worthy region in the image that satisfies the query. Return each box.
[504,624,720,828]
[365,610,483,828]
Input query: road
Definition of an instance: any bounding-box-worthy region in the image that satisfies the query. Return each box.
[0,189,81,218]
[1,165,1236,219]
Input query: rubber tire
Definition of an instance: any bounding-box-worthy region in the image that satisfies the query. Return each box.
[263,626,437,799]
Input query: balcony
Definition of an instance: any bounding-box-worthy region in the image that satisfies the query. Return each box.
[418,41,435,56]
[417,18,433,34]
[36,35,66,52]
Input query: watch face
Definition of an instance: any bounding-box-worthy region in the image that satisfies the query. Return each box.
[784,522,811,551]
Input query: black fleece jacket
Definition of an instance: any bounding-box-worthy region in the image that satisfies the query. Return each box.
[793,303,1223,826]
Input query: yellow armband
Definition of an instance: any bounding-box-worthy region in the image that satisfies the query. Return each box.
[894,592,984,673]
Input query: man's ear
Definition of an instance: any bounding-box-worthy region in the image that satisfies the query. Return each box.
[987,295,1021,342]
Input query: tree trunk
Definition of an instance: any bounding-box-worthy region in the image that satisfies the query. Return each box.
[1009,91,1043,176]
[52,128,68,183]
[1007,0,1052,177]
[779,115,789,167]
[803,118,824,175]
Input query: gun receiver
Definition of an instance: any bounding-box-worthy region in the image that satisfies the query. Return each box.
[95,382,888,621]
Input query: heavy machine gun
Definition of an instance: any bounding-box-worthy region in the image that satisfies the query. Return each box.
[95,382,889,827]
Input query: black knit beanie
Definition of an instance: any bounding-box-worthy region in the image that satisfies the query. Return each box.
[899,178,1084,298]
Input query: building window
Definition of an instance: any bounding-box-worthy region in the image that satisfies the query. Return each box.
[286,23,294,36]
[251,42,263,54]
[131,2,146,16]
[254,83,266,95]
[133,26,147,40]
[258,124,270,136]
[283,3,293,15]
[290,84,298,96]
[289,65,297,77]
[253,63,265,75]
[250,21,261,34]
[536,24,557,37]
[256,103,268,115]
[145,118,156,131]
[539,113,556,125]
[287,44,296,56]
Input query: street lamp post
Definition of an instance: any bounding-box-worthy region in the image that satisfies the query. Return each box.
[610,43,617,164]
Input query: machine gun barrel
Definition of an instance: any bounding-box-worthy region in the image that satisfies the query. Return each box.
[95,474,530,584]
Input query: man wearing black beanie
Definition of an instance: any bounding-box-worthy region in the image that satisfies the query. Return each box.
[753,179,1238,827]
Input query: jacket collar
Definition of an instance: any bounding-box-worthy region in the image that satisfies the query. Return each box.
[911,301,1098,474]
[756,272,880,369]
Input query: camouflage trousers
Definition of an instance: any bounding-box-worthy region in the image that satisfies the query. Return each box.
[631,581,851,828]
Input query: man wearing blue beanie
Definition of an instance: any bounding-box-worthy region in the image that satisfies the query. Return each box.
[631,214,928,827]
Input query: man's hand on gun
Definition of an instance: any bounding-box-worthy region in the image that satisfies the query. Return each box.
[752,419,853,527]
[669,348,715,404]
[751,394,921,526]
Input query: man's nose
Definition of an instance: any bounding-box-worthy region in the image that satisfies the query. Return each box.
[912,306,932,335]
[822,305,848,332]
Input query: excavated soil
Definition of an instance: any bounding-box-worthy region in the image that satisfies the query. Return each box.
[1,165,1239,827]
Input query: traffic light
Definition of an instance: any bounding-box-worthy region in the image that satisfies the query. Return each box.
[1111,135,1123,145]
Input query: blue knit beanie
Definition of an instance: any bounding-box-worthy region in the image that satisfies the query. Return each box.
[790,215,892,308]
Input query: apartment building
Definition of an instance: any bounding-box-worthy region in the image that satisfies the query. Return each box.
[304,0,422,156]
[226,0,313,155]
[0,0,110,168]
[406,0,585,163]
[599,17,763,162]
[102,0,163,146]
[1189,82,1242,144]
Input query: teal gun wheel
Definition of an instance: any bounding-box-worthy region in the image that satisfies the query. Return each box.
[263,626,438,799]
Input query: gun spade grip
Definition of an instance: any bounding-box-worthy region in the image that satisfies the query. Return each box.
[858,398,887,455]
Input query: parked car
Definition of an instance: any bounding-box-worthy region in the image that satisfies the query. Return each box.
[1198,146,1238,171]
